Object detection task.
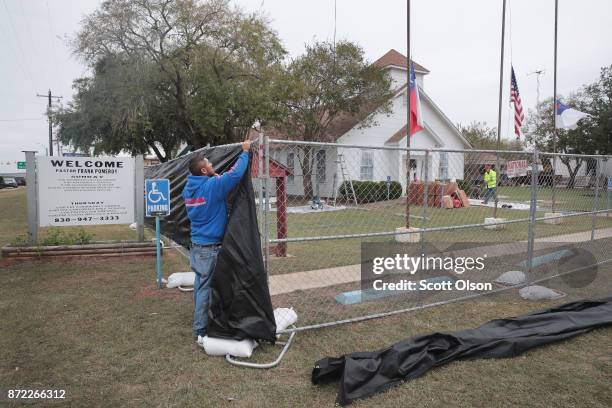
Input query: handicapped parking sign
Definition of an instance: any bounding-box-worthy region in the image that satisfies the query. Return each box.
[145,179,171,217]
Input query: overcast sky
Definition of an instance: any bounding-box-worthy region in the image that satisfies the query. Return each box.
[1,0,611,163]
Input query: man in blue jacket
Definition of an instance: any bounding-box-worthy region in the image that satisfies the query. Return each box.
[183,138,251,342]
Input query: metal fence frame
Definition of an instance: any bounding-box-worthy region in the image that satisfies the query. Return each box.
[258,138,612,334]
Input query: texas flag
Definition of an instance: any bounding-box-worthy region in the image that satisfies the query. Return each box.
[409,62,424,135]
[555,99,589,130]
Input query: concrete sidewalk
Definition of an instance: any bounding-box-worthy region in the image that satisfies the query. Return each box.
[270,264,360,296]
[535,226,612,243]
[268,227,612,296]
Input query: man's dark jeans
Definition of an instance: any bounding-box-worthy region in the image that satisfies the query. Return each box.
[190,243,220,338]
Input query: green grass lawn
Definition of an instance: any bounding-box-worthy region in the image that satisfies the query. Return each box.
[1,255,611,407]
[265,194,612,275]
[1,186,611,407]
[0,187,149,249]
[500,185,610,211]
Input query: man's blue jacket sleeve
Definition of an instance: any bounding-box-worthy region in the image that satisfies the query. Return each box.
[213,151,249,199]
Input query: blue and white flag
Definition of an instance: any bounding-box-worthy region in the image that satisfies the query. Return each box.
[555,99,589,130]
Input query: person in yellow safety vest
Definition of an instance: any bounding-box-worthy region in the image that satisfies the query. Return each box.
[482,164,497,204]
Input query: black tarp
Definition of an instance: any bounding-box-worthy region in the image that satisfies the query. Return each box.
[143,145,241,248]
[312,295,612,405]
[144,146,277,343]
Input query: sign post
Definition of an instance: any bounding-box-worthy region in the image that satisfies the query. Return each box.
[23,152,38,245]
[155,216,162,288]
[135,155,145,242]
[145,179,171,288]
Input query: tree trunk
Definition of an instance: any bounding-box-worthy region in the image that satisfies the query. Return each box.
[562,157,583,188]
[146,140,167,162]
[300,146,314,200]
[173,69,205,148]
[586,158,597,186]
[160,141,177,162]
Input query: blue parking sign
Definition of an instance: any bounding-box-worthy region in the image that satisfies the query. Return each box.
[145,179,171,217]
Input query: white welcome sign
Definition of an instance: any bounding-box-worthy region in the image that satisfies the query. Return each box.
[37,156,135,227]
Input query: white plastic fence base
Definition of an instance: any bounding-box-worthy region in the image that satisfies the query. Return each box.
[224,309,298,369]
[203,336,258,358]
[166,272,195,288]
[394,227,421,243]
[224,329,297,369]
[542,212,563,225]
[484,217,507,230]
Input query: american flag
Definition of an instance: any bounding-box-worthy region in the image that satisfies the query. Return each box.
[510,66,524,137]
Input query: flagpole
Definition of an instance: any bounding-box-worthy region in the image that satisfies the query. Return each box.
[405,0,412,228]
[551,0,559,213]
[494,0,507,219]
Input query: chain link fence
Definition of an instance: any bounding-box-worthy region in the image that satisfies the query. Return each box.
[251,138,612,332]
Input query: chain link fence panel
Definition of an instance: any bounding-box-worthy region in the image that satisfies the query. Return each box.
[251,139,612,332]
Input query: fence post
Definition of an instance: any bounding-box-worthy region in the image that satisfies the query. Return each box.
[134,154,145,242]
[605,157,610,218]
[258,136,265,255]
[276,177,287,257]
[526,149,539,274]
[551,155,558,213]
[420,150,430,254]
[263,134,270,269]
[24,150,38,245]
[591,157,601,241]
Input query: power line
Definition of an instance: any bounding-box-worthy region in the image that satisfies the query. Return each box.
[45,0,61,87]
[0,117,46,122]
[18,0,47,85]
[0,0,37,89]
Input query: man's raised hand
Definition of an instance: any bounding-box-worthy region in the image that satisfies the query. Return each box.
[242,138,252,152]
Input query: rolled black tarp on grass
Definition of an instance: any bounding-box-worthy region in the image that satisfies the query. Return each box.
[144,146,277,343]
[312,296,612,406]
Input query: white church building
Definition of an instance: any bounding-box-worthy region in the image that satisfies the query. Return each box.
[268,49,472,198]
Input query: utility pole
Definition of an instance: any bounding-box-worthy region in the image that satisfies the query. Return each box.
[36,89,62,156]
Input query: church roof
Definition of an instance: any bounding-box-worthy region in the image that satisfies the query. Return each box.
[373,49,429,73]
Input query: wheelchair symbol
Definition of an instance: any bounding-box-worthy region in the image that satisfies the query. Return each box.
[147,182,167,204]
